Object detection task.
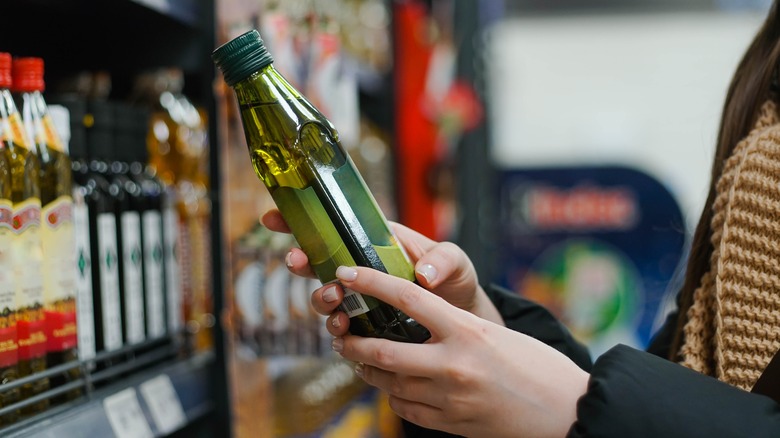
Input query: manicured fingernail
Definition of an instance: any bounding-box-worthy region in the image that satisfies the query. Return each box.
[416,263,438,284]
[336,266,358,282]
[285,251,294,268]
[322,286,338,303]
[331,316,341,328]
[332,337,344,353]
[354,362,364,378]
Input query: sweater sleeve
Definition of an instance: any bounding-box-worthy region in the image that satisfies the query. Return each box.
[568,344,780,438]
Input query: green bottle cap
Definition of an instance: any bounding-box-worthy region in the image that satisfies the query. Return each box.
[212,30,274,87]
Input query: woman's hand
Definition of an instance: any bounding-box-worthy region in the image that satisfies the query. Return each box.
[260,209,504,335]
[331,265,589,438]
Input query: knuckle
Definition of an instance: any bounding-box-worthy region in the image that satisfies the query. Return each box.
[397,283,424,308]
[387,375,404,397]
[372,343,397,368]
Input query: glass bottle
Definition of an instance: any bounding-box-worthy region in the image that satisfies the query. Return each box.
[8,57,48,414]
[0,52,20,426]
[212,30,430,343]
[13,58,79,393]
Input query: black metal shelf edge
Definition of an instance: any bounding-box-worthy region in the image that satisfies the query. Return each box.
[2,352,215,438]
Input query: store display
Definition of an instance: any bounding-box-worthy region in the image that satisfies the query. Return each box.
[14,57,81,402]
[213,30,430,343]
[0,52,21,425]
[8,56,49,415]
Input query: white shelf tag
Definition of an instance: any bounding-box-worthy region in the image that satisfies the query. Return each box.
[103,388,154,438]
[140,374,187,434]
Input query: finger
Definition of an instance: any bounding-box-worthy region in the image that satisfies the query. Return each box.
[414,242,475,290]
[336,334,440,376]
[311,283,344,315]
[390,222,438,262]
[260,209,291,233]
[386,396,452,434]
[285,248,316,278]
[326,312,350,337]
[336,266,462,337]
[356,365,441,408]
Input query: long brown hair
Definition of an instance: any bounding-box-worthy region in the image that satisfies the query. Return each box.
[670,2,780,359]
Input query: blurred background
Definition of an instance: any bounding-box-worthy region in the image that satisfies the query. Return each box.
[0,0,773,437]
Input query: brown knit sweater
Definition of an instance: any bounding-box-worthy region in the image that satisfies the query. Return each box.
[681,100,780,390]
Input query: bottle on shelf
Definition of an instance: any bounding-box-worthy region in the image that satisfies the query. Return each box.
[212,30,430,343]
[9,56,49,415]
[0,52,21,426]
[48,97,97,371]
[84,100,123,357]
[13,58,80,399]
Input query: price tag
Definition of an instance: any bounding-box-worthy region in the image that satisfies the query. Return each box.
[103,388,154,438]
[140,374,187,434]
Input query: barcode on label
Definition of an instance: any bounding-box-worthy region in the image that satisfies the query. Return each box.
[340,288,370,317]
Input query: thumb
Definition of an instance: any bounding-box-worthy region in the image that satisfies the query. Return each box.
[414,242,476,290]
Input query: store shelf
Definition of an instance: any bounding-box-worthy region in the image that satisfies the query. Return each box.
[1,351,214,438]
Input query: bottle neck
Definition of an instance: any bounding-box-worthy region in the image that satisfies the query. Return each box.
[233,64,302,107]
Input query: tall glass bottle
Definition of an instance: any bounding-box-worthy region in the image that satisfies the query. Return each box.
[0,52,21,426]
[13,58,79,390]
[213,30,430,343]
[84,100,123,356]
[8,58,49,414]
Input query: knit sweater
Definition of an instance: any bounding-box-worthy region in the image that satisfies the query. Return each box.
[681,100,780,390]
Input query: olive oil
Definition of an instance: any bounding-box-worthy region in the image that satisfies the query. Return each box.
[7,58,48,415]
[213,30,429,343]
[0,52,20,425]
[14,58,79,399]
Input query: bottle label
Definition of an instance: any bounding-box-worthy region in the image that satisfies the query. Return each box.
[42,195,78,352]
[121,212,145,344]
[0,200,17,367]
[143,211,166,338]
[97,213,122,351]
[339,288,371,318]
[163,206,182,332]
[41,114,65,153]
[3,112,30,149]
[73,192,96,360]
[13,199,47,360]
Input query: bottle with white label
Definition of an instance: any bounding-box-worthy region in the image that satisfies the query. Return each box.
[15,58,80,402]
[9,56,49,415]
[84,100,123,355]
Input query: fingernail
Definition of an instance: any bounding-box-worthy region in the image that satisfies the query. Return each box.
[354,362,364,378]
[336,266,358,282]
[322,286,338,303]
[285,251,294,268]
[332,316,341,328]
[416,263,438,284]
[332,337,344,353]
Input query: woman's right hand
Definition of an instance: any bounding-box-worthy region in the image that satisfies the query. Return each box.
[260,209,504,336]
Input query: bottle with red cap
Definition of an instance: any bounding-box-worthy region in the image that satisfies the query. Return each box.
[13,58,78,404]
[0,52,21,426]
[8,56,48,415]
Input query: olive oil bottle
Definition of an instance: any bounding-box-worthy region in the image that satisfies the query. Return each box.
[0,52,21,426]
[14,58,79,393]
[213,30,430,343]
[8,57,48,415]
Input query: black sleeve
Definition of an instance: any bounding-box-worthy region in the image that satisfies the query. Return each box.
[568,344,780,438]
[403,285,593,438]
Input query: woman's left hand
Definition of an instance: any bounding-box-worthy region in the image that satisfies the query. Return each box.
[331,265,589,438]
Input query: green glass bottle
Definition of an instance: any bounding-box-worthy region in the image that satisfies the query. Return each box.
[213,30,430,343]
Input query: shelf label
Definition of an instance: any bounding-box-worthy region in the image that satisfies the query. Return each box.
[104,388,154,438]
[140,374,186,434]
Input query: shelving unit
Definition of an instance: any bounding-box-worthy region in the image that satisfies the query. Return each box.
[2,0,230,436]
